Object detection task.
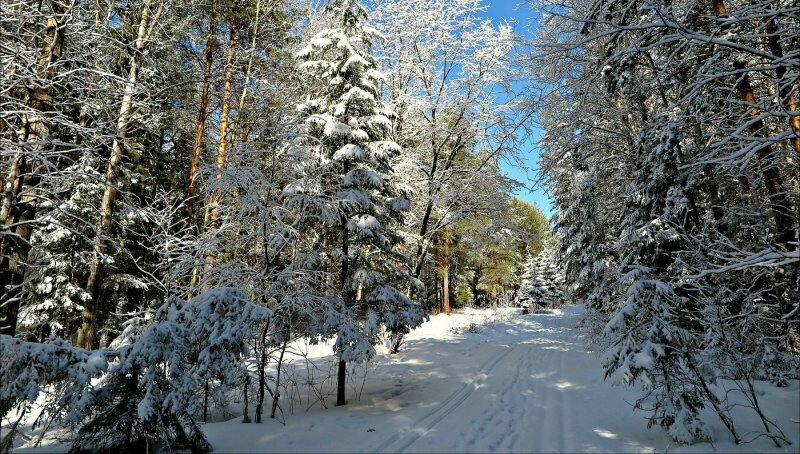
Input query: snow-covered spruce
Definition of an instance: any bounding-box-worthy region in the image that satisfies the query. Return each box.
[18,153,104,341]
[516,245,565,310]
[533,0,799,445]
[287,0,424,404]
[1,288,269,452]
[0,336,108,452]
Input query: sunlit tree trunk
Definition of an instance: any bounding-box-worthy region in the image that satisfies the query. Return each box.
[732,62,795,248]
[201,21,237,286]
[712,0,795,249]
[186,6,217,221]
[764,17,800,155]
[77,0,163,349]
[434,228,451,314]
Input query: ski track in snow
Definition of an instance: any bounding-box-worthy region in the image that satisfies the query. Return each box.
[431,311,581,454]
[377,345,516,453]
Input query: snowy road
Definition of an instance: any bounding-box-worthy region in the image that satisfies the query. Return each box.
[204,306,800,453]
[372,310,591,453]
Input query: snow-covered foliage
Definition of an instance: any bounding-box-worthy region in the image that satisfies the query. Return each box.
[529,0,799,445]
[18,154,103,339]
[4,0,796,451]
[0,335,108,451]
[71,287,269,452]
[516,245,564,309]
[289,0,424,364]
[370,0,528,283]
[1,288,269,452]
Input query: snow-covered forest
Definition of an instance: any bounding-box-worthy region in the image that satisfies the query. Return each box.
[1,0,798,452]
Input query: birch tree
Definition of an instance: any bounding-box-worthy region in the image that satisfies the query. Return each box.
[76,0,165,349]
[372,0,531,282]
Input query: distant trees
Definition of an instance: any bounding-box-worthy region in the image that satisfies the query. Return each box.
[371,0,532,296]
[438,198,550,311]
[527,0,798,445]
[516,245,564,310]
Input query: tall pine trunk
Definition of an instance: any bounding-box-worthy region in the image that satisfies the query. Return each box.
[764,16,800,155]
[77,0,162,349]
[0,4,67,336]
[201,21,237,287]
[186,6,217,221]
[732,60,795,248]
[713,0,795,249]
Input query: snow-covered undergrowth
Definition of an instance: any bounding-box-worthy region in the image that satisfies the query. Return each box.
[8,306,799,453]
[4,306,512,452]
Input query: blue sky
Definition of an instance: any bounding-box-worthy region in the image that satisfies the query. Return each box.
[478,1,554,219]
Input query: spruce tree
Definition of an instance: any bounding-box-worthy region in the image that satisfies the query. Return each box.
[20,153,103,340]
[516,246,564,309]
[291,0,423,406]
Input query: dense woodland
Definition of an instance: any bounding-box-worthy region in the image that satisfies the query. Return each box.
[0,0,798,452]
[530,0,799,445]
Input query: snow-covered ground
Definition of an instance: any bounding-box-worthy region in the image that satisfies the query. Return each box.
[12,305,800,453]
[203,305,799,453]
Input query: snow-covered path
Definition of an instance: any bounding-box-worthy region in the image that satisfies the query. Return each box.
[372,310,600,453]
[203,306,800,453]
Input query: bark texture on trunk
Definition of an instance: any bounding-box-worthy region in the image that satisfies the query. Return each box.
[242,375,250,423]
[712,0,795,249]
[270,336,287,419]
[77,0,162,349]
[201,22,237,287]
[186,6,217,220]
[712,0,727,16]
[732,60,795,248]
[255,319,271,423]
[764,17,800,155]
[233,0,260,133]
[433,229,451,314]
[0,4,68,336]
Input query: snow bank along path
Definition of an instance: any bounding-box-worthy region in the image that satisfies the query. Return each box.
[203,305,800,453]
